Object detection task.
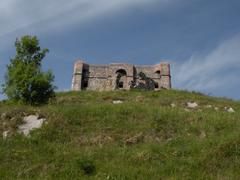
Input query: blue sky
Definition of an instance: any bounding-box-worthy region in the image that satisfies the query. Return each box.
[0,0,240,99]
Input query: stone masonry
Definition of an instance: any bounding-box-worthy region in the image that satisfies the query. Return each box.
[72,60,171,91]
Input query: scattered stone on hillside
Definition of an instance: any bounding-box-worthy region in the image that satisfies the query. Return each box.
[199,130,206,139]
[214,107,219,111]
[144,133,161,143]
[1,113,7,119]
[171,103,176,108]
[205,105,212,108]
[136,96,145,102]
[223,107,235,113]
[76,134,114,147]
[125,133,144,145]
[18,115,46,136]
[2,130,9,139]
[227,107,235,113]
[187,102,198,109]
[2,122,7,127]
[91,134,113,146]
[112,100,123,104]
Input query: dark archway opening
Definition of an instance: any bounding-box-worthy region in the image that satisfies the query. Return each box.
[116,69,127,89]
[83,81,88,89]
[118,82,124,88]
[154,70,161,90]
[155,70,161,78]
[81,68,89,90]
[116,69,127,76]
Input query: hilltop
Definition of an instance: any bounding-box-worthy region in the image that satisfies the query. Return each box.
[0,90,240,179]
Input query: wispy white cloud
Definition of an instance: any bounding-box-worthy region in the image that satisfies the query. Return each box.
[0,0,179,55]
[173,33,240,96]
[0,0,176,38]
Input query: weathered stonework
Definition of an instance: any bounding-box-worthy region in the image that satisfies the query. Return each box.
[72,60,171,91]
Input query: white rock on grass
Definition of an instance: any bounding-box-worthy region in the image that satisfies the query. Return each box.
[112,100,123,104]
[187,102,198,109]
[205,105,212,108]
[227,107,235,113]
[214,107,219,111]
[18,115,46,136]
[1,113,7,119]
[171,103,176,108]
[2,130,9,139]
[199,130,206,139]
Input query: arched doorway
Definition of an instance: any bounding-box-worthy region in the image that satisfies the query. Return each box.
[116,69,127,89]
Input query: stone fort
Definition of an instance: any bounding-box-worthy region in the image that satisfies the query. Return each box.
[72,60,171,91]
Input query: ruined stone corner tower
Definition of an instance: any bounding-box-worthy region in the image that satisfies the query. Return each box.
[71,60,85,91]
[155,62,171,89]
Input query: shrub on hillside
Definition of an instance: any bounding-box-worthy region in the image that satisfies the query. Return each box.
[76,158,96,176]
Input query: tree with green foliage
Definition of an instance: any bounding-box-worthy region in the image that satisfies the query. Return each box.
[2,35,55,105]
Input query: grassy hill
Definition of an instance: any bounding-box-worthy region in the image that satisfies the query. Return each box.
[0,90,240,179]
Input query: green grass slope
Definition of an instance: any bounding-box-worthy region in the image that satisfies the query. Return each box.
[1,90,240,179]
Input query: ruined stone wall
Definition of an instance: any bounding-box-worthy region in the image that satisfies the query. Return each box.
[72,60,171,91]
[108,64,134,90]
[84,65,108,91]
[108,64,134,76]
[88,65,108,78]
[135,66,156,78]
[87,78,107,91]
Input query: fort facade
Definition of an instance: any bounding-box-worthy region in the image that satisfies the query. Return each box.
[71,60,171,91]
